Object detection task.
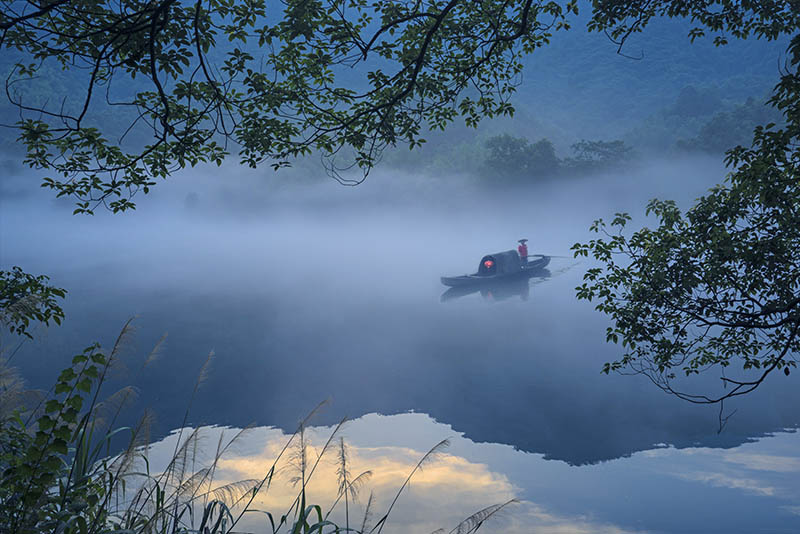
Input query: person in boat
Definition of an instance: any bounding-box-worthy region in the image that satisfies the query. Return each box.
[517,239,529,266]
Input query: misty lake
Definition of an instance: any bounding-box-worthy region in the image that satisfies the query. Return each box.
[2,157,799,533]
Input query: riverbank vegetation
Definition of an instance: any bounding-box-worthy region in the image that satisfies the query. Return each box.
[0,320,514,534]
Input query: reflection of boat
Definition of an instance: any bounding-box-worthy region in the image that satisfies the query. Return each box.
[441,250,550,288]
[441,268,551,302]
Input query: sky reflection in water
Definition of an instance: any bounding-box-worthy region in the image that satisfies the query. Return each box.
[145,413,800,534]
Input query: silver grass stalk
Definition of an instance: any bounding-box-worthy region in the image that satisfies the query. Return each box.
[227,401,332,531]
[326,469,373,525]
[360,491,375,534]
[373,439,450,534]
[448,499,518,534]
[142,332,168,370]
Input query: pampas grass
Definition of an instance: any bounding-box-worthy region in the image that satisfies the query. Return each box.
[0,323,516,534]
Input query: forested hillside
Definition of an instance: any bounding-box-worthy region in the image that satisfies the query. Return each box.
[382,11,787,175]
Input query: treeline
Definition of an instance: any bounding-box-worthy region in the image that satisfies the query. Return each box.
[628,87,783,152]
[482,134,634,183]
[674,95,782,153]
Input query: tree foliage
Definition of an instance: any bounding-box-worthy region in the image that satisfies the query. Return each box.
[588,0,800,51]
[1,0,576,213]
[0,266,66,341]
[484,133,558,180]
[573,30,800,403]
[562,139,633,172]
[676,96,783,154]
[484,134,633,180]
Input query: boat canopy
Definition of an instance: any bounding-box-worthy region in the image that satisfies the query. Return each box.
[477,250,522,276]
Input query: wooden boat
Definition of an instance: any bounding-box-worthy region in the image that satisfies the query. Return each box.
[441,250,551,288]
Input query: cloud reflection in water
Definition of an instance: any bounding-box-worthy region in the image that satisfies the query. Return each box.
[142,413,800,534]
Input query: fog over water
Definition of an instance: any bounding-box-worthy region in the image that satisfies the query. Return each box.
[2,155,800,532]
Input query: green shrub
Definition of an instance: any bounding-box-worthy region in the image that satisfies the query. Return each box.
[484,134,559,182]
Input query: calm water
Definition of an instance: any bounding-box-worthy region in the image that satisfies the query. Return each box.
[2,158,799,532]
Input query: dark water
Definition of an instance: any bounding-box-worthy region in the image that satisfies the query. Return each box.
[3,158,800,532]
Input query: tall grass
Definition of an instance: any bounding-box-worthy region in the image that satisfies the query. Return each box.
[0,324,515,534]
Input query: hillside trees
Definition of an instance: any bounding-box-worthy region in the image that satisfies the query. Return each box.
[483,134,632,181]
[562,139,633,171]
[485,133,558,179]
[676,96,784,153]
